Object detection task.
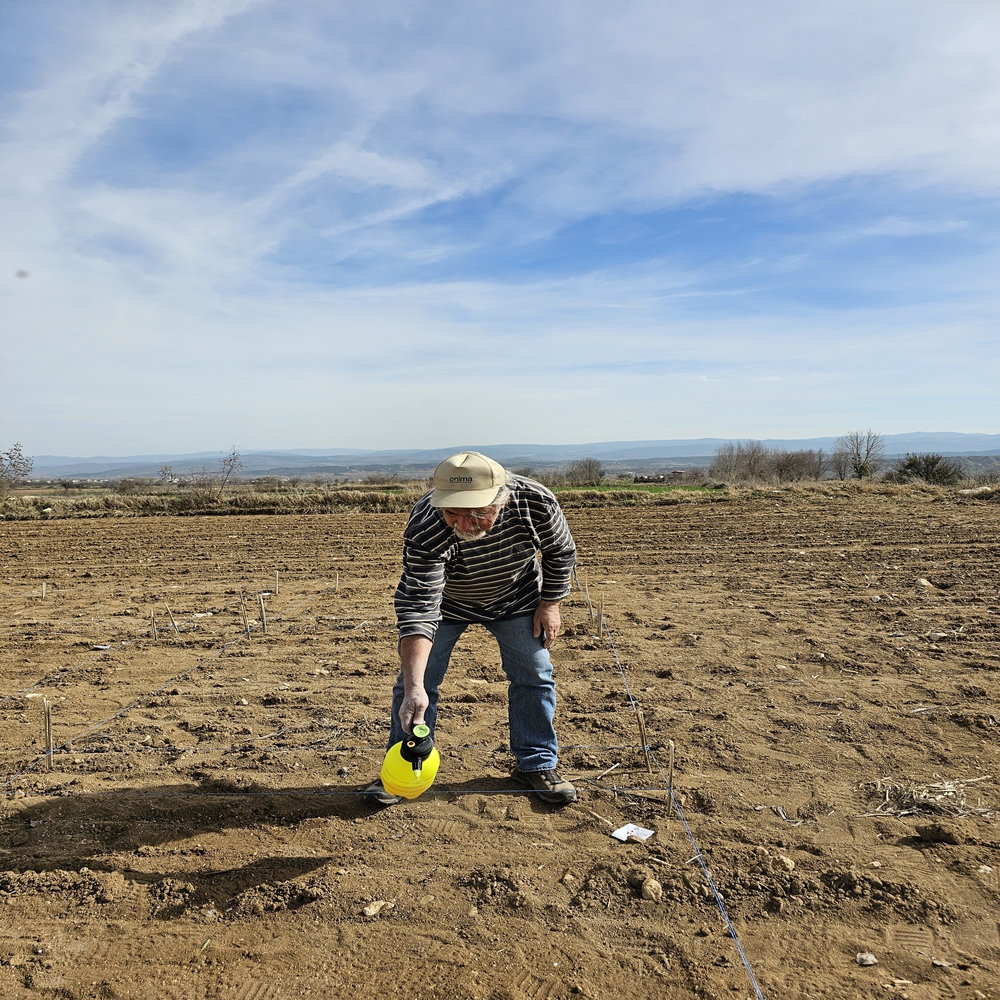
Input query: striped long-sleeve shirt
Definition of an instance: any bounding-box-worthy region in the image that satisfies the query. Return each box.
[394,475,577,641]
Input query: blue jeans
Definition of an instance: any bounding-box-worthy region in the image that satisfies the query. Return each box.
[389,614,559,772]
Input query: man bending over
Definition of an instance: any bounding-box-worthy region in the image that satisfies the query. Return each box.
[366,451,578,806]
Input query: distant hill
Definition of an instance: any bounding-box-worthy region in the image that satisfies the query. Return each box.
[30,432,1000,478]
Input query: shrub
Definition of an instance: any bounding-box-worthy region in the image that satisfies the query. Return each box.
[251,476,282,491]
[113,477,154,494]
[887,453,964,486]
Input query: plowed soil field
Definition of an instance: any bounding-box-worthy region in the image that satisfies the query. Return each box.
[1,493,999,1000]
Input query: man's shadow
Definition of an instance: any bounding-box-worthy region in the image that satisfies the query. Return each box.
[0,778,374,916]
[0,774,555,916]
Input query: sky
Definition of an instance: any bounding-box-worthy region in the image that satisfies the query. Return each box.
[2,0,999,455]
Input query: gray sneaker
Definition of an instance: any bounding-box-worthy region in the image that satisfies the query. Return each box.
[511,768,577,806]
[364,780,401,807]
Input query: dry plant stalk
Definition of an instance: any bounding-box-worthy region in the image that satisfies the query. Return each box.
[164,604,179,635]
[150,610,158,641]
[857,776,993,819]
[257,593,267,635]
[593,761,620,781]
[572,567,595,622]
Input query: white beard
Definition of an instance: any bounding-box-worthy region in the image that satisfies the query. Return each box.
[453,525,488,542]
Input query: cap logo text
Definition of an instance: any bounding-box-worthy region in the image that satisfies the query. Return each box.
[449,476,474,483]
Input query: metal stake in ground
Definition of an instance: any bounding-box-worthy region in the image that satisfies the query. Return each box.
[150,610,158,641]
[257,593,267,635]
[240,594,250,635]
[43,698,53,771]
[636,706,654,774]
[275,570,279,596]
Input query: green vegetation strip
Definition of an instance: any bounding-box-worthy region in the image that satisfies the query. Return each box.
[1,480,991,520]
[0,489,424,520]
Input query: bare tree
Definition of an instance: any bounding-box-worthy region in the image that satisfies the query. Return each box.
[0,443,33,493]
[830,449,851,480]
[770,448,829,483]
[804,448,828,480]
[564,458,604,486]
[215,447,244,498]
[739,441,770,481]
[770,448,800,483]
[835,430,884,479]
[709,441,770,483]
[708,443,738,481]
[533,468,567,488]
[712,443,830,484]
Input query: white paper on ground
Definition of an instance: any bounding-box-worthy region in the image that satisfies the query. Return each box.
[610,823,655,842]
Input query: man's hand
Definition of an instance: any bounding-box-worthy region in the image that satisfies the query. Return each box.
[533,600,561,649]
[398,686,429,734]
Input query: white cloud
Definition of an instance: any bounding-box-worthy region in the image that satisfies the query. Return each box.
[2,1,1000,452]
[3,1,257,189]
[859,217,969,237]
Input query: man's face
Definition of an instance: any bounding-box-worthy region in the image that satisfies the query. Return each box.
[440,505,500,541]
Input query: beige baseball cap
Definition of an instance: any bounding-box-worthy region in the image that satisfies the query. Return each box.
[430,451,507,508]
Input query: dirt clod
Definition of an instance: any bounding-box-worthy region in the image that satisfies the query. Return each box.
[640,878,663,902]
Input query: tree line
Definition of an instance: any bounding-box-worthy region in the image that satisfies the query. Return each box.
[1,436,989,497]
[708,430,968,485]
